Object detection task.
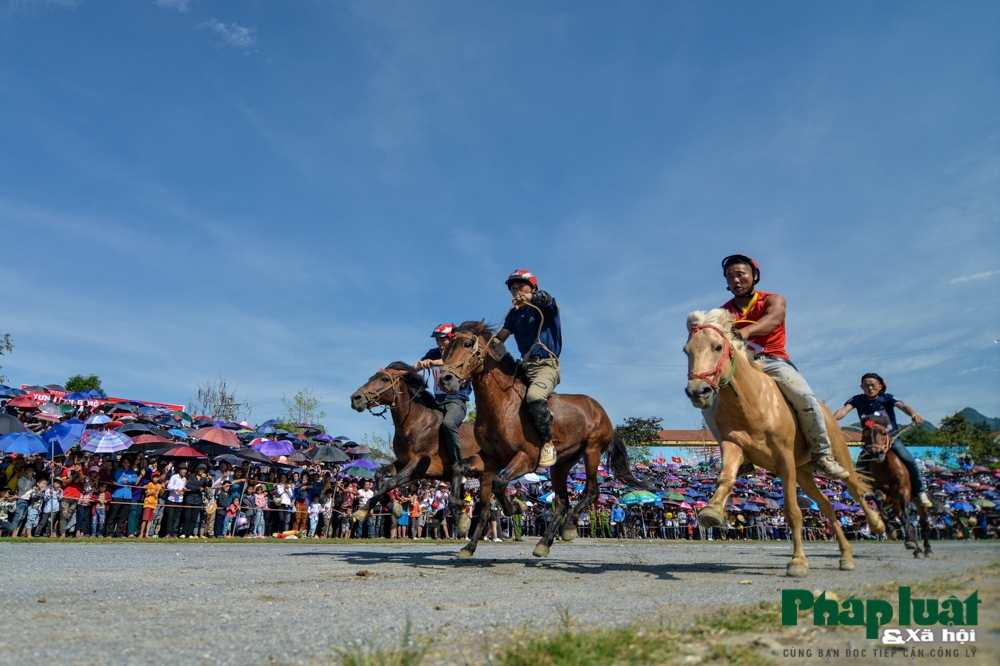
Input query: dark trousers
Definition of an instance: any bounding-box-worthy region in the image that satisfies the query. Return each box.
[105,501,130,537]
[163,503,183,536]
[437,397,467,464]
[75,503,92,535]
[181,505,201,537]
[37,511,57,537]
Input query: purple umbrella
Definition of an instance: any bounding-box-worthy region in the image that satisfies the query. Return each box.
[252,439,295,457]
[830,502,851,511]
[314,433,334,442]
[349,459,377,470]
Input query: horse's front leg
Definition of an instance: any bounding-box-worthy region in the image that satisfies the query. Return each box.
[898,500,922,557]
[529,457,572,558]
[798,467,855,571]
[778,460,808,578]
[698,440,743,529]
[918,506,932,557]
[458,471,494,559]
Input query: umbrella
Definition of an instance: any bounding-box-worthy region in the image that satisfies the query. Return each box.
[342,466,375,479]
[84,390,104,398]
[79,430,133,453]
[40,418,85,456]
[192,441,237,457]
[973,499,995,508]
[235,448,273,464]
[620,491,661,505]
[740,503,761,512]
[305,446,350,463]
[348,459,377,470]
[167,429,188,439]
[748,497,768,505]
[0,413,28,435]
[253,439,295,457]
[0,385,25,398]
[830,502,851,511]
[149,445,207,459]
[951,501,976,512]
[38,402,63,417]
[520,473,542,483]
[313,433,334,442]
[191,427,239,448]
[22,385,48,393]
[7,396,40,411]
[346,445,371,456]
[117,424,163,437]
[538,492,556,504]
[85,414,112,425]
[129,434,174,449]
[0,431,48,456]
[665,491,687,501]
[61,391,92,401]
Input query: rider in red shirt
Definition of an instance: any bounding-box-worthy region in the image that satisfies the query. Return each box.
[720,254,848,480]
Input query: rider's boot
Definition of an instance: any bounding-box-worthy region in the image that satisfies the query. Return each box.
[918,491,933,508]
[813,454,849,480]
[527,399,556,468]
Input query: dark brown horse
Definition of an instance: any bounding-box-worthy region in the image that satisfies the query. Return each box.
[438,321,644,559]
[860,416,931,558]
[349,362,480,535]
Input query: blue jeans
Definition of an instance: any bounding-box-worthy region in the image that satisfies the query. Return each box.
[252,510,265,536]
[308,514,318,537]
[12,498,28,531]
[92,508,106,535]
[26,507,41,531]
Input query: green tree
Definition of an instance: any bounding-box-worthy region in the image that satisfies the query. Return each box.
[931,413,999,467]
[615,416,663,463]
[0,332,13,384]
[280,388,327,429]
[901,426,934,448]
[65,374,103,395]
[464,407,477,423]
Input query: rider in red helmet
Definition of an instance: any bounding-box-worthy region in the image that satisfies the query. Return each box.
[496,270,562,468]
[414,324,472,466]
[718,254,849,480]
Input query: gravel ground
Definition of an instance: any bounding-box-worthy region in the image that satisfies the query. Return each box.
[1,539,997,665]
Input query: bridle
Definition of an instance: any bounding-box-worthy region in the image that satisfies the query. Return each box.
[861,420,891,461]
[686,324,739,396]
[357,369,406,418]
[440,332,487,386]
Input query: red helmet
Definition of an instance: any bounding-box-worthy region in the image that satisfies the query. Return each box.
[721,254,760,285]
[431,323,455,339]
[505,269,538,290]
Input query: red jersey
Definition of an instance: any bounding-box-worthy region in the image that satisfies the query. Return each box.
[720,291,790,361]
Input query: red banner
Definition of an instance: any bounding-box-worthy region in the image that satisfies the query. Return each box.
[20,385,185,413]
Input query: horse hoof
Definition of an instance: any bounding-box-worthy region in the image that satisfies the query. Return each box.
[561,529,576,543]
[904,541,917,551]
[457,515,471,537]
[532,543,550,558]
[913,551,924,559]
[839,559,856,571]
[697,507,723,528]
[457,548,474,559]
[351,510,369,522]
[786,563,809,578]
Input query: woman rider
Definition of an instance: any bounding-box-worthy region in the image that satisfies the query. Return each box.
[833,373,932,508]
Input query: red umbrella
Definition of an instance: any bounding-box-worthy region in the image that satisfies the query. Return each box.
[7,396,39,411]
[190,427,239,448]
[152,445,207,458]
[129,434,173,449]
[748,497,768,504]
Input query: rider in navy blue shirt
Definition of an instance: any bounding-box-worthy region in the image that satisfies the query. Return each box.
[414,324,471,467]
[495,270,562,468]
[834,373,930,507]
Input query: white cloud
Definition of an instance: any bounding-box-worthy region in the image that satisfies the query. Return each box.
[154,0,189,12]
[949,270,1000,284]
[199,19,256,54]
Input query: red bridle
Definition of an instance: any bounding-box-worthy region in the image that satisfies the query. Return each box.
[686,324,736,392]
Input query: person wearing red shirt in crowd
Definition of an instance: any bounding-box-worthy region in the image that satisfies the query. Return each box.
[59,461,84,537]
[719,254,848,480]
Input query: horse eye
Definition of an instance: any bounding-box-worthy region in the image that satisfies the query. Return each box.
[714,344,723,352]
[464,341,472,348]
[381,377,388,382]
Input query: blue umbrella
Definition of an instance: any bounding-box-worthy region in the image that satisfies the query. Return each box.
[85,414,112,425]
[952,501,976,512]
[84,389,105,398]
[168,429,188,439]
[41,418,85,457]
[62,392,92,401]
[741,503,762,512]
[0,432,48,456]
[257,424,276,434]
[538,492,556,504]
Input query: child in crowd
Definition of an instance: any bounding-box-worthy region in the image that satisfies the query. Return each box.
[293,495,309,533]
[321,490,335,538]
[252,484,268,537]
[39,478,63,537]
[223,498,238,538]
[24,478,48,538]
[140,472,163,539]
[93,482,110,537]
[307,495,322,538]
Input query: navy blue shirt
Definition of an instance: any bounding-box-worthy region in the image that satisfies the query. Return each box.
[422,348,473,401]
[502,296,562,360]
[846,393,901,431]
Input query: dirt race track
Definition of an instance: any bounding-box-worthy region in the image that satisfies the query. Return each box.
[2,539,997,666]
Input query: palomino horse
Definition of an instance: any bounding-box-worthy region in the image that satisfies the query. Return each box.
[438,320,645,559]
[860,416,931,558]
[683,309,884,577]
[349,362,480,536]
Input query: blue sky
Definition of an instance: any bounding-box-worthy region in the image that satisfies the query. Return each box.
[1,1,997,438]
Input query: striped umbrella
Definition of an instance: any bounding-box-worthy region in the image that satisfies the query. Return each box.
[85,414,112,425]
[79,430,132,453]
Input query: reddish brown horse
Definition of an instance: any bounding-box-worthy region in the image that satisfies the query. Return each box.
[438,321,644,559]
[349,362,480,535]
[860,416,932,558]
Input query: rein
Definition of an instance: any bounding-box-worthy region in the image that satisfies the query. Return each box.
[359,369,420,419]
[686,324,739,396]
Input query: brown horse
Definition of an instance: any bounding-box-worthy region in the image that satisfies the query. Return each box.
[684,309,884,577]
[860,416,931,558]
[438,320,644,559]
[349,362,480,535]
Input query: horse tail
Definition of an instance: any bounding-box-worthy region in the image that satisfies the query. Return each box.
[607,434,651,489]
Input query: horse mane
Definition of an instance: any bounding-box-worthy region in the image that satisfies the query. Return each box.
[686,309,747,353]
[384,361,437,408]
[862,414,891,429]
[455,320,522,379]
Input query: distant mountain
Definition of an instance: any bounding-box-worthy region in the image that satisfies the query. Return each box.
[958,408,1000,432]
